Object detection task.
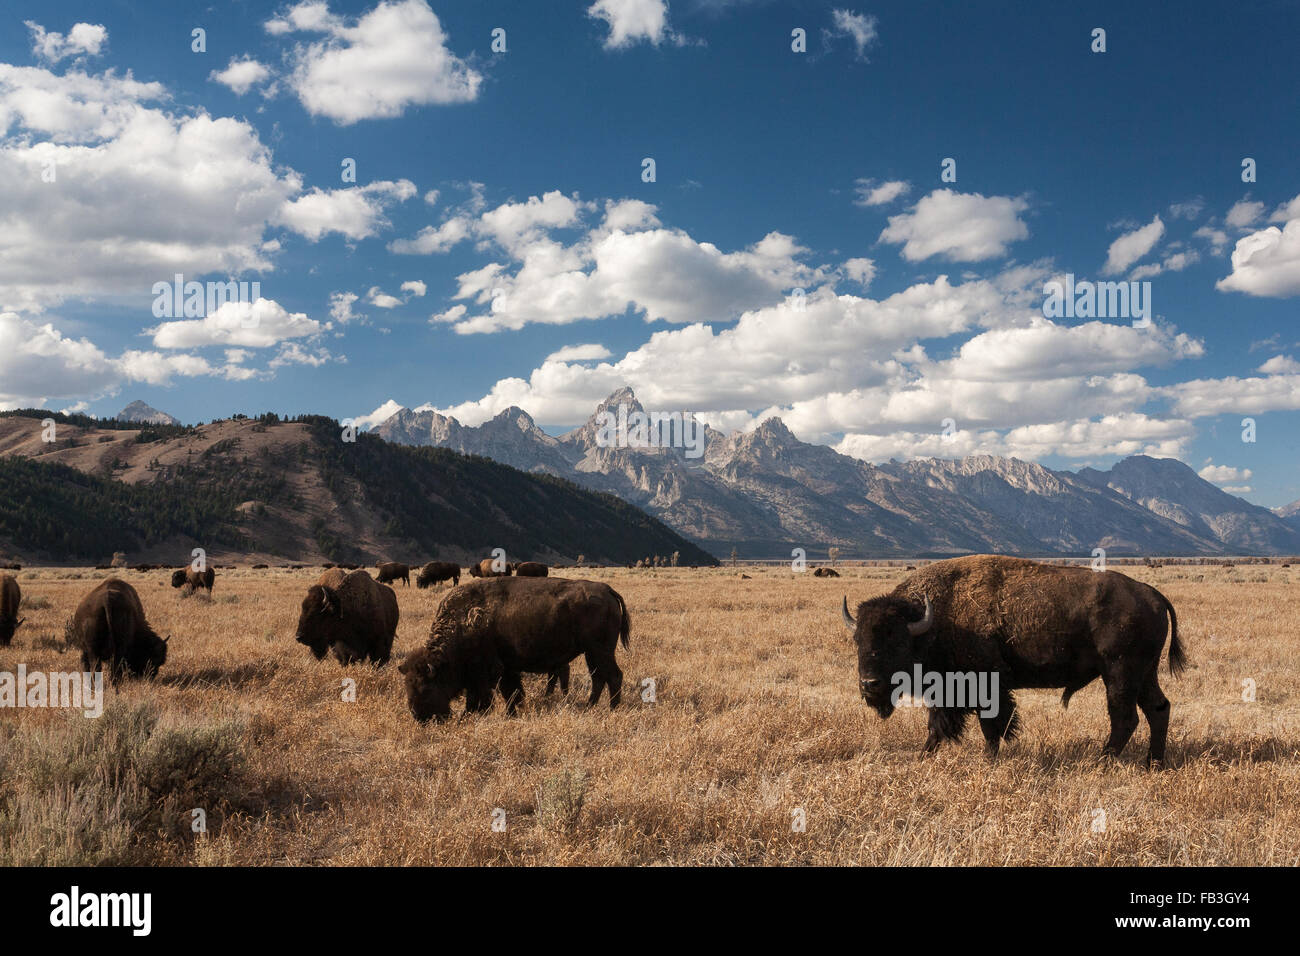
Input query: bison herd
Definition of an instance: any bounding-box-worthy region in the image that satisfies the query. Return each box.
[0,554,1191,765]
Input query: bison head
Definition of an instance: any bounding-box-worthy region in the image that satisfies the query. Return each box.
[0,613,24,647]
[170,569,188,588]
[842,594,933,718]
[296,584,342,659]
[398,647,457,722]
[125,630,168,678]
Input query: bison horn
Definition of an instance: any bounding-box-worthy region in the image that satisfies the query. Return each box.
[907,596,933,637]
[841,596,856,631]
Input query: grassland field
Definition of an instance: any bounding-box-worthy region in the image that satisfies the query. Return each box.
[1,563,1297,865]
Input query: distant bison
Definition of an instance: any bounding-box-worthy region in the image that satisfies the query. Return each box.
[400,576,630,722]
[813,567,840,578]
[513,561,548,578]
[72,578,168,682]
[0,573,24,647]
[416,561,461,589]
[295,569,398,665]
[171,566,215,592]
[376,562,411,586]
[843,555,1185,765]
[468,558,511,578]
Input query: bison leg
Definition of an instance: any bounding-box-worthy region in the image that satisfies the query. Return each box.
[921,707,969,754]
[1138,672,1171,767]
[583,652,606,707]
[978,691,1019,760]
[1100,671,1141,759]
[584,651,622,709]
[545,664,571,697]
[499,672,525,715]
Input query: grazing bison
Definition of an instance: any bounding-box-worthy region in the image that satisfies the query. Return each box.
[376,562,411,586]
[842,555,1185,765]
[468,558,511,578]
[416,561,461,589]
[0,573,23,647]
[813,567,840,577]
[399,576,630,721]
[72,578,168,682]
[171,566,215,592]
[295,569,398,665]
[513,561,548,578]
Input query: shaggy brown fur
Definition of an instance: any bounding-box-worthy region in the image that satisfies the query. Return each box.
[0,573,23,646]
[416,561,461,589]
[513,561,548,577]
[845,555,1185,765]
[71,578,168,683]
[468,558,512,578]
[376,562,410,586]
[813,567,840,577]
[400,576,630,722]
[171,566,215,592]
[295,569,398,665]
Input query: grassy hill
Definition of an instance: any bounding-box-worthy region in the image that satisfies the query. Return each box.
[0,410,717,566]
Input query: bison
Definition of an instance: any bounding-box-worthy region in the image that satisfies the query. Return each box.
[71,578,168,682]
[843,555,1185,765]
[295,569,398,665]
[399,576,630,722]
[468,558,511,578]
[0,573,24,647]
[416,561,461,589]
[171,566,215,592]
[376,562,410,586]
[813,567,840,578]
[513,561,548,577]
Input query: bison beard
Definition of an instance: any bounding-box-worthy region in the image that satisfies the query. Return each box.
[843,555,1186,766]
[295,570,399,665]
[0,573,24,646]
[400,576,630,722]
[71,578,168,683]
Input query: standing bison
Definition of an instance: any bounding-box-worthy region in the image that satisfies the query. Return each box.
[399,576,630,722]
[296,569,399,665]
[72,578,168,682]
[468,558,511,578]
[171,566,215,592]
[416,561,461,589]
[843,555,1185,765]
[0,573,24,646]
[376,562,411,586]
[513,561,548,577]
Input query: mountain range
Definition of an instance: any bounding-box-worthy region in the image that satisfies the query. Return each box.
[373,388,1300,558]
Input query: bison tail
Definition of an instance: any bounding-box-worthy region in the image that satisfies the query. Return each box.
[1163,594,1187,677]
[617,593,630,650]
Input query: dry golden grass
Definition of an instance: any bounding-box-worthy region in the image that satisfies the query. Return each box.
[2,563,1298,865]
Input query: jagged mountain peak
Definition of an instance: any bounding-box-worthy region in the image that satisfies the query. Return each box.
[117,400,180,426]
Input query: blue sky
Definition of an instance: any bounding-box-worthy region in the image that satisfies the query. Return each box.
[1,0,1298,506]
